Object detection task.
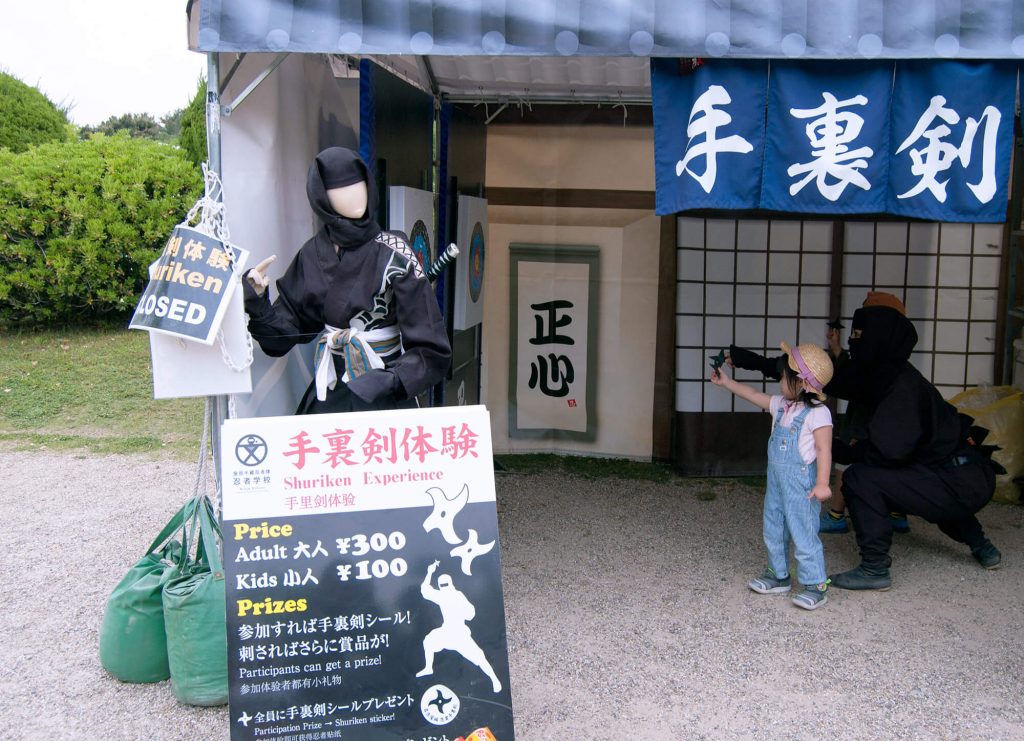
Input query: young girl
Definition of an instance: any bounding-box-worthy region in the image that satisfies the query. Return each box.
[711,341,834,610]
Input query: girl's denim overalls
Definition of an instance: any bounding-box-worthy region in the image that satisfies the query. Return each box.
[764,402,827,586]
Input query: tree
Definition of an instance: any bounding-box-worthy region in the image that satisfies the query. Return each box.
[0,133,202,326]
[178,77,207,167]
[0,72,70,152]
[161,107,184,139]
[80,113,163,141]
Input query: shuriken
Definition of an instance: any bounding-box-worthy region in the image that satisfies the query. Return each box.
[429,689,452,712]
[708,348,727,371]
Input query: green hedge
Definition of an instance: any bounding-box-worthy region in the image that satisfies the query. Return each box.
[0,72,70,153]
[0,133,202,326]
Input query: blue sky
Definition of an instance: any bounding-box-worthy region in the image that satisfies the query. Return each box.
[0,1,207,125]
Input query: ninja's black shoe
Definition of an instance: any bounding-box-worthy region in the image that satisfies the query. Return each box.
[829,564,892,591]
[971,541,1002,570]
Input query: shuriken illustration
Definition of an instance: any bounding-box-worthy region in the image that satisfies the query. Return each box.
[450,529,495,575]
[422,484,469,544]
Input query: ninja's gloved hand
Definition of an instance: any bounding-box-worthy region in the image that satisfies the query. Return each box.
[346,369,401,404]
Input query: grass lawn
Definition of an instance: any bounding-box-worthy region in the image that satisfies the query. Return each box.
[0,327,765,490]
[0,327,204,459]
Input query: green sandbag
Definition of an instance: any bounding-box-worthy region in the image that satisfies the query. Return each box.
[99,499,197,683]
[163,497,228,706]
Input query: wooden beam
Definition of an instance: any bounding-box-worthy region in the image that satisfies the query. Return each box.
[487,187,655,210]
[652,215,677,462]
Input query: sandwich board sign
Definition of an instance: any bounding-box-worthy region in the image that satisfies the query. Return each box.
[220,404,514,740]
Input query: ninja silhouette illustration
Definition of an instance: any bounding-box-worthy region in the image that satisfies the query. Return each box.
[416,561,501,693]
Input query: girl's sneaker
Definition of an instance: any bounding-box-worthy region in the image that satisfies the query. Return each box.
[792,581,829,610]
[748,568,791,594]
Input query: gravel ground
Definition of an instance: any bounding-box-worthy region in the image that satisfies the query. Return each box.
[2,450,1022,740]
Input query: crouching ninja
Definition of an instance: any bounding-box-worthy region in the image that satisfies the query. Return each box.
[827,301,1002,590]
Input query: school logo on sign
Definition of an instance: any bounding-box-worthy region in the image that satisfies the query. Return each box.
[235,435,268,466]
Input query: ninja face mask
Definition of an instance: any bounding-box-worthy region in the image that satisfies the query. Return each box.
[848,306,918,369]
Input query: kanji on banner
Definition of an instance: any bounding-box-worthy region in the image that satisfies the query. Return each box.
[652,59,768,215]
[888,60,1016,223]
[761,61,891,215]
[651,59,1018,223]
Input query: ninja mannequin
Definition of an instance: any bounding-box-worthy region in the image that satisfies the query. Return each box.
[246,180,369,294]
[242,147,451,415]
[246,160,372,295]
[326,179,369,221]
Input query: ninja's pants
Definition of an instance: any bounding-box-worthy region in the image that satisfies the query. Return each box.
[842,461,994,567]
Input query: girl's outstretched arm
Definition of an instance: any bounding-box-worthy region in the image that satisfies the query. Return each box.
[709,367,772,411]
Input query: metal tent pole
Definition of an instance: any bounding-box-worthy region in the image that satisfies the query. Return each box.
[206,51,228,513]
[197,51,289,514]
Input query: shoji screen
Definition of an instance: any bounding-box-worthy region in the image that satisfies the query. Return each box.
[675,217,1002,412]
[842,221,1002,400]
[675,217,833,413]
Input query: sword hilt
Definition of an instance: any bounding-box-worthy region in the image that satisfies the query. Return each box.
[426,242,460,282]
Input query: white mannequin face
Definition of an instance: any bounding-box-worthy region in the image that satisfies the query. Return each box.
[326,181,368,219]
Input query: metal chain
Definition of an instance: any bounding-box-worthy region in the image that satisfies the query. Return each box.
[184,163,232,249]
[182,162,255,374]
[217,310,254,372]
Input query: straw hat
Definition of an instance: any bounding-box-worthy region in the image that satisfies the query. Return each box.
[780,341,833,400]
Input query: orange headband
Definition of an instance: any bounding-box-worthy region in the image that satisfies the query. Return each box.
[862,291,906,316]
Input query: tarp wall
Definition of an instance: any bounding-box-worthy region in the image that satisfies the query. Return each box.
[222,53,361,419]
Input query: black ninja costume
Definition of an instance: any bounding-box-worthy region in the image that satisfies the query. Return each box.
[827,305,1000,587]
[243,147,452,414]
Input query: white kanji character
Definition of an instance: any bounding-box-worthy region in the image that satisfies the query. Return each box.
[896,94,1001,204]
[676,84,754,194]
[787,92,873,201]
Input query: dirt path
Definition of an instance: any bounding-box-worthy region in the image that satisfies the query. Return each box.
[2,451,1022,739]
